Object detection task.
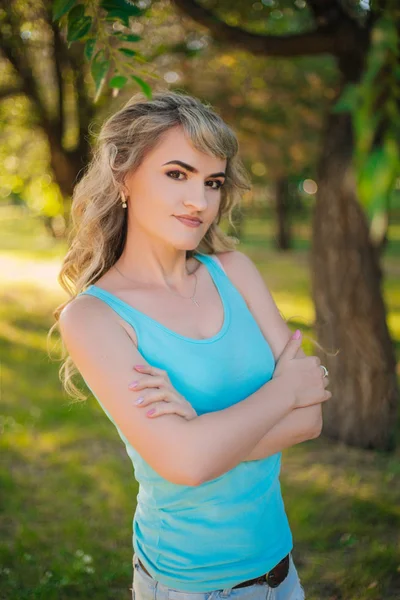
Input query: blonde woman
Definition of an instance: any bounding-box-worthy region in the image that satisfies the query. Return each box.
[54,90,331,600]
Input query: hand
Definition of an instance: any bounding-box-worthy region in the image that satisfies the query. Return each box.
[273,330,332,409]
[128,364,198,421]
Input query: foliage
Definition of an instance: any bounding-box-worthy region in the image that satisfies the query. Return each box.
[53,0,399,225]
[333,7,400,223]
[52,0,156,101]
[0,0,336,221]
[1,1,398,228]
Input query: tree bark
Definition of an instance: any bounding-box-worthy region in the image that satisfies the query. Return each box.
[310,111,398,450]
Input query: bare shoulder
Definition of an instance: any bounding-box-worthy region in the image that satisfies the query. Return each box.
[59,294,112,341]
[59,294,120,360]
[214,250,269,311]
[215,250,295,361]
[214,250,263,295]
[215,250,257,276]
[60,293,101,328]
[59,293,138,347]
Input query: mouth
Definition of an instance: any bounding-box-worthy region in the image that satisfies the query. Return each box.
[174,216,203,228]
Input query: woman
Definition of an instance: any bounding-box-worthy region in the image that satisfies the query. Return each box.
[53,90,331,600]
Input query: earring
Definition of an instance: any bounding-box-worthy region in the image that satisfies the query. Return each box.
[121,191,127,209]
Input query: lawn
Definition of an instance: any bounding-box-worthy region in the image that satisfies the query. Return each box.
[1,204,399,599]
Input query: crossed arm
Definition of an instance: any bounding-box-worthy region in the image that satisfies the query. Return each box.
[241,347,323,462]
[215,251,324,464]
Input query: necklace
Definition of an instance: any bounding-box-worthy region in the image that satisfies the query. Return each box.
[113,262,200,307]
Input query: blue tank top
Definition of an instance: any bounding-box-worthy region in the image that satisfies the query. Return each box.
[78,252,293,592]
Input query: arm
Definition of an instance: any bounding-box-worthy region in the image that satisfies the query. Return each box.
[242,347,323,461]
[216,251,323,463]
[243,406,321,461]
[59,295,296,488]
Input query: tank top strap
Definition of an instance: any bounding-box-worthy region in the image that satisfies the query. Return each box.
[194,252,226,276]
[76,284,150,337]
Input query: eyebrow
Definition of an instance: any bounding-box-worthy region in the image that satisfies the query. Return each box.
[162,160,226,179]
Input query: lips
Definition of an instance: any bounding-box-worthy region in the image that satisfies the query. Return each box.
[175,216,202,228]
[175,216,202,223]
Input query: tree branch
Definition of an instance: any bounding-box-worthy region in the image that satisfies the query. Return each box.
[44,4,94,161]
[0,83,24,100]
[0,1,49,125]
[171,0,336,57]
[49,19,65,141]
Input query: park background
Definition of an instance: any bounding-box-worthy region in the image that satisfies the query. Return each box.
[1,1,399,599]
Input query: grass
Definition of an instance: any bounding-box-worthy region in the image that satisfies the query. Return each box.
[1,205,399,599]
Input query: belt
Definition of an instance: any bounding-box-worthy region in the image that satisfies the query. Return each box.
[137,553,290,590]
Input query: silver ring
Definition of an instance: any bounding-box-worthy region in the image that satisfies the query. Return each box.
[320,365,329,378]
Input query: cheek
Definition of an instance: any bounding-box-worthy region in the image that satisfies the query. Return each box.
[133,175,172,212]
[209,193,222,215]
[130,183,177,233]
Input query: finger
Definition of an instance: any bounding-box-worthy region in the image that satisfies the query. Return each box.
[275,331,303,368]
[128,375,166,391]
[133,364,168,379]
[301,388,332,407]
[323,377,330,388]
[145,401,170,418]
[132,389,168,407]
[145,401,195,420]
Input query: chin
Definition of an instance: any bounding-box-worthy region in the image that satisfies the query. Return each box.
[172,238,202,251]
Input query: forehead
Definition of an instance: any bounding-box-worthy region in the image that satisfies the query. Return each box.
[146,126,227,171]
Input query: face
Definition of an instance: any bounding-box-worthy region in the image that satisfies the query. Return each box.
[124,126,227,251]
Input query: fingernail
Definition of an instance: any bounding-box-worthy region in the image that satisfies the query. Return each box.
[135,396,144,405]
[146,409,156,416]
[128,381,138,389]
[134,365,146,369]
[292,329,301,340]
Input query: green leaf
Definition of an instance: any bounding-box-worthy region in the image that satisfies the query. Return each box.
[363,49,387,87]
[100,0,145,26]
[67,5,92,42]
[118,47,137,57]
[100,0,144,16]
[114,32,142,42]
[91,50,110,99]
[131,75,152,99]
[84,38,96,61]
[354,109,381,159]
[332,84,359,114]
[109,75,128,88]
[357,138,400,218]
[68,4,84,20]
[131,53,147,64]
[52,0,77,22]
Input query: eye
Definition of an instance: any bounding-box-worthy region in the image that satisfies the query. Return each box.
[166,170,224,190]
[166,170,187,180]
[206,180,224,190]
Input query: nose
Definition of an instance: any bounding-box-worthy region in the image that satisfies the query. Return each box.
[182,182,208,211]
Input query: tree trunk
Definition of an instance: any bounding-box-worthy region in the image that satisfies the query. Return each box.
[275,175,292,250]
[310,111,398,451]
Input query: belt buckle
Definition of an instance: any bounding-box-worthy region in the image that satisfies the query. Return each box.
[265,569,280,588]
[265,554,289,589]
[266,569,280,589]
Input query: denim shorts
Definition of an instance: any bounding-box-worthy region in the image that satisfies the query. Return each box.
[131,552,306,600]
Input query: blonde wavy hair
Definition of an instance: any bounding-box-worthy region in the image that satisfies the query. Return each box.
[48,89,252,401]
